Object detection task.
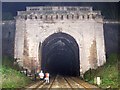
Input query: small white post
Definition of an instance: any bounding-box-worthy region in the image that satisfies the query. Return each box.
[96,77,101,85]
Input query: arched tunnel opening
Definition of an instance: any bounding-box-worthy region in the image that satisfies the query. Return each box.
[40,32,80,76]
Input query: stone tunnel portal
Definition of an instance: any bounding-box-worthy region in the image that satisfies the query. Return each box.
[40,32,80,76]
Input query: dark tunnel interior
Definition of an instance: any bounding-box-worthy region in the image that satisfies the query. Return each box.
[41,32,80,76]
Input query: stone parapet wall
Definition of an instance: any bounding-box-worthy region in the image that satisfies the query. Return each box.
[26,6,93,11]
[16,6,102,22]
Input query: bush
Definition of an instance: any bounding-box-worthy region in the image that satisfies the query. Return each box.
[2,56,14,68]
[84,53,119,88]
[1,56,32,88]
[1,66,32,88]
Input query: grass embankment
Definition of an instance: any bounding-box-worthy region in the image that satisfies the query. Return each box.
[84,53,119,89]
[1,56,32,88]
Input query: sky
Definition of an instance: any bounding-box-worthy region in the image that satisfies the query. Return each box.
[1,0,120,2]
[1,2,119,19]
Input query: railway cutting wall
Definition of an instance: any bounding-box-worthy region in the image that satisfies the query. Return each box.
[2,6,107,75]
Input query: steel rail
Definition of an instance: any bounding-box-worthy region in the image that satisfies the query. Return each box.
[70,77,100,90]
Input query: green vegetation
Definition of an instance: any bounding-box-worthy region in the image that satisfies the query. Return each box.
[84,53,119,89]
[1,56,32,88]
[1,66,31,88]
[2,56,14,68]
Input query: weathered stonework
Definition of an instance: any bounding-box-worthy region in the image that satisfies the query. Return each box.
[14,6,106,75]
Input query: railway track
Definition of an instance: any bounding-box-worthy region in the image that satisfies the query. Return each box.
[24,75,101,90]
